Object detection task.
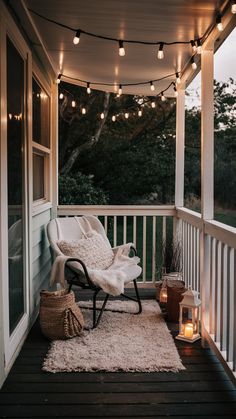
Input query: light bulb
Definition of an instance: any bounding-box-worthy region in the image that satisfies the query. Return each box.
[232,3,236,14]
[157,42,164,59]
[151,101,156,108]
[72,100,76,108]
[87,82,91,94]
[59,93,64,99]
[118,84,122,95]
[73,30,80,45]
[173,86,178,97]
[176,72,181,84]
[56,73,62,84]
[190,40,196,52]
[112,115,116,122]
[82,107,86,115]
[216,15,223,31]
[138,109,142,117]
[125,112,129,119]
[150,81,155,91]
[191,57,197,70]
[161,92,166,102]
[119,40,125,56]
[196,39,202,54]
[101,112,105,119]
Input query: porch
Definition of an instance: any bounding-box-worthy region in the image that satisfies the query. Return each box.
[1,288,236,418]
[0,0,236,412]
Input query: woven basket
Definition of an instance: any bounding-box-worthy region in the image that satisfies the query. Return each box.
[40,289,84,340]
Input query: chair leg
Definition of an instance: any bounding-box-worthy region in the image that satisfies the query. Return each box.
[133,279,142,314]
[92,290,110,329]
[68,282,73,293]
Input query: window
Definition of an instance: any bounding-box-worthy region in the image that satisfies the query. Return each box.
[32,76,51,205]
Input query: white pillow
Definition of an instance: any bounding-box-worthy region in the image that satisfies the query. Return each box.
[57,232,114,270]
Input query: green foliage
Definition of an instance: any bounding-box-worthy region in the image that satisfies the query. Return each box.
[59,173,109,205]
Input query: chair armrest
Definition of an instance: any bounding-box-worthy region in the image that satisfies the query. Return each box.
[112,243,137,257]
[65,257,95,288]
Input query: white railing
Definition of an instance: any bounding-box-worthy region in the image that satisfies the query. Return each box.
[177,207,236,381]
[57,205,176,282]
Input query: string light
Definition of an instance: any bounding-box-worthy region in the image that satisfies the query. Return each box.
[191,56,197,70]
[232,2,236,14]
[87,82,91,94]
[101,112,105,119]
[196,39,202,54]
[125,112,129,119]
[73,29,81,45]
[176,72,181,84]
[157,42,164,59]
[173,85,178,97]
[112,115,116,122]
[118,84,122,95]
[138,109,142,117]
[216,14,223,32]
[151,101,156,108]
[150,81,155,91]
[161,92,166,102]
[190,40,197,52]
[82,107,86,114]
[59,92,64,99]
[56,73,62,84]
[71,100,76,107]
[119,40,125,56]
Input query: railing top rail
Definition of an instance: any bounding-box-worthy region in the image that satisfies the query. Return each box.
[205,220,236,249]
[177,207,203,230]
[57,205,176,217]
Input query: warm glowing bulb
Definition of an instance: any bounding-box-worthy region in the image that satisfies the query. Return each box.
[112,115,116,122]
[119,40,125,56]
[174,87,178,97]
[73,30,80,45]
[176,73,181,84]
[118,85,122,95]
[8,113,12,119]
[191,57,197,70]
[157,43,164,59]
[125,112,129,119]
[87,82,91,94]
[82,107,86,115]
[232,4,236,13]
[150,81,155,91]
[72,100,76,108]
[59,93,64,99]
[190,40,197,53]
[216,15,223,32]
[151,101,156,108]
[138,110,142,117]
[101,112,105,119]
[161,92,166,102]
[56,74,62,84]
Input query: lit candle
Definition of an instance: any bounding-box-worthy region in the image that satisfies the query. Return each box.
[184,323,193,339]
[160,288,167,303]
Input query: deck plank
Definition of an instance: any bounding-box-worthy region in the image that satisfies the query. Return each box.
[0,289,235,418]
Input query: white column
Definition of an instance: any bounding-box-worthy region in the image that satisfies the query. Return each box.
[51,81,58,219]
[201,48,214,220]
[175,88,185,208]
[200,46,214,347]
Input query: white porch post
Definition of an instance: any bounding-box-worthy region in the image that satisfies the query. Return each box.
[51,82,58,219]
[174,89,185,243]
[200,46,214,346]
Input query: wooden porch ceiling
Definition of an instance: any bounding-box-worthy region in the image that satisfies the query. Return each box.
[15,0,227,96]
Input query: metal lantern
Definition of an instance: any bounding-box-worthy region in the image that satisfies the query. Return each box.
[176,288,201,343]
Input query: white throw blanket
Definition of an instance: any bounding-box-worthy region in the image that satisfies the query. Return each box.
[50,217,142,296]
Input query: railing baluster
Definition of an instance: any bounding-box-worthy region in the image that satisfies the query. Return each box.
[142,216,147,282]
[228,247,235,366]
[232,250,236,373]
[113,216,117,247]
[216,240,222,344]
[152,216,156,282]
[133,216,137,248]
[104,216,108,235]
[123,216,127,244]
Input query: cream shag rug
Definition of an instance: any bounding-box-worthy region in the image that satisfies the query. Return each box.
[43,300,185,373]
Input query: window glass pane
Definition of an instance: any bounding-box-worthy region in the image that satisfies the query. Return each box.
[32,78,50,148]
[184,72,201,212]
[33,153,45,201]
[214,28,236,227]
[7,37,25,334]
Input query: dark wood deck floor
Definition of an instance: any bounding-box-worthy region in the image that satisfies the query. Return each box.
[0,289,236,418]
